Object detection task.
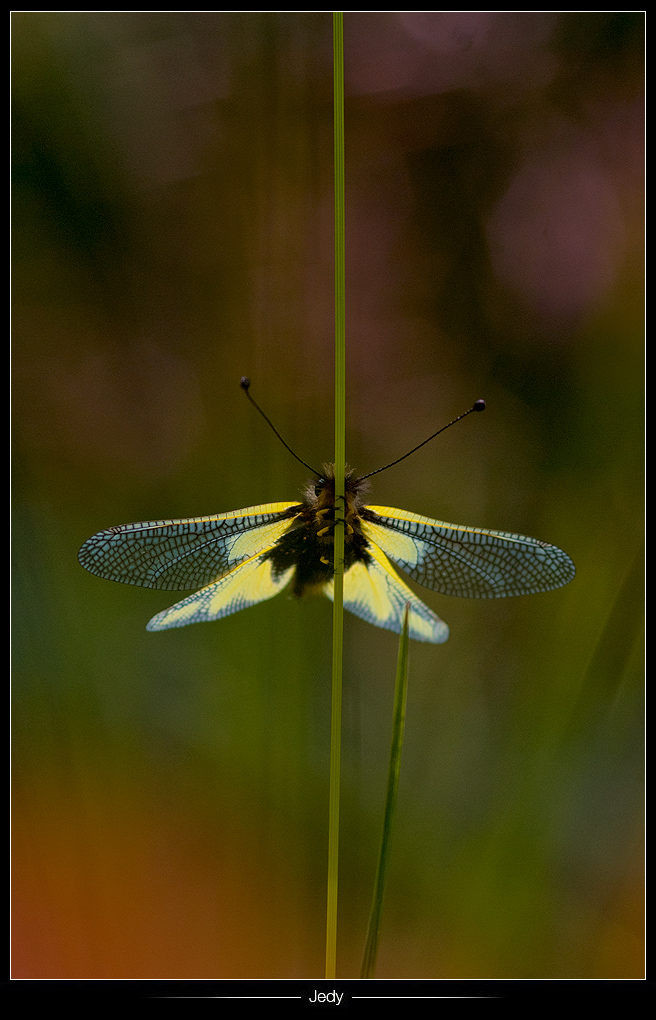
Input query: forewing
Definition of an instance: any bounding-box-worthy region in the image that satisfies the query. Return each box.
[146,553,295,631]
[78,503,300,591]
[363,506,575,599]
[323,541,448,644]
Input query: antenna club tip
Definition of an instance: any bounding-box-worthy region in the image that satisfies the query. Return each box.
[473,399,486,412]
[240,377,251,391]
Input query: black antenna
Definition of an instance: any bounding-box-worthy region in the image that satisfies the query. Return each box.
[240,378,321,477]
[358,399,486,481]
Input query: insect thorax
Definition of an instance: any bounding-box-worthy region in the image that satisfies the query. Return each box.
[263,468,372,596]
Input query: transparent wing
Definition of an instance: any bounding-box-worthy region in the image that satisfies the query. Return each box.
[363,506,575,599]
[146,552,294,631]
[78,502,300,591]
[324,541,448,644]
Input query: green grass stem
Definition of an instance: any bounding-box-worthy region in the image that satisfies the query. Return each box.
[360,604,411,978]
[325,9,346,981]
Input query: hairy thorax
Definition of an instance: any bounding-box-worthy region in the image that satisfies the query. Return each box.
[264,466,373,595]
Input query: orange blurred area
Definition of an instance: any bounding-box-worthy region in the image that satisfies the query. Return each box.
[12,775,322,979]
[13,774,644,979]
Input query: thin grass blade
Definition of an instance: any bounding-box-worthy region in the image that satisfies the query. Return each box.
[361,603,411,978]
[325,9,346,981]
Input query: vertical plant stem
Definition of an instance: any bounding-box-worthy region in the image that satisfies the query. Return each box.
[326,9,346,982]
[360,605,411,978]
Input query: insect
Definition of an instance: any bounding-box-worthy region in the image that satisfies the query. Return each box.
[78,380,575,643]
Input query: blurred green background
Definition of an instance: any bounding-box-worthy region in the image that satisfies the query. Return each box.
[12,12,643,979]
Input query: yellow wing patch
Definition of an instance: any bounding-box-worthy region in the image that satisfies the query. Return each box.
[324,541,448,644]
[146,550,294,630]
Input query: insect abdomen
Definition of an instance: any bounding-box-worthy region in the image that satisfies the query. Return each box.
[264,515,372,596]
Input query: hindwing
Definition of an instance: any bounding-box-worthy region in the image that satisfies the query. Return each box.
[146,552,295,631]
[324,540,448,643]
